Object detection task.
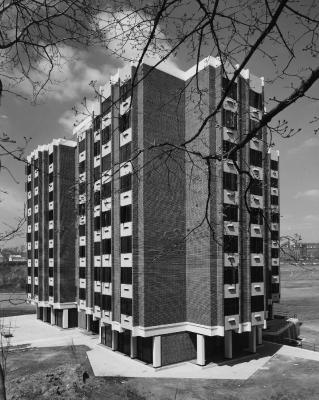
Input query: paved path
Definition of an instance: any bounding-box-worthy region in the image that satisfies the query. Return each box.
[3,314,319,380]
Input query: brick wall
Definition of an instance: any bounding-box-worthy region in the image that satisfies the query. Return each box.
[161,332,197,366]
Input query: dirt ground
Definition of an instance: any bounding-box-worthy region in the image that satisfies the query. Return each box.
[5,345,319,400]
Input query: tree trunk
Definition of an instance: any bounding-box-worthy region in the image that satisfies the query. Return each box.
[0,364,6,400]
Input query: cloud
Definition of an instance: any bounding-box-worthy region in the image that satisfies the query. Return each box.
[58,99,100,134]
[0,114,8,119]
[304,215,319,222]
[288,137,319,154]
[294,189,319,199]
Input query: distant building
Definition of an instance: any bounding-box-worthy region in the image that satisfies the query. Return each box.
[27,58,280,367]
[300,243,319,260]
[0,254,4,264]
[8,255,27,263]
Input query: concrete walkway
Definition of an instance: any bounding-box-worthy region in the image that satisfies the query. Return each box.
[3,314,319,380]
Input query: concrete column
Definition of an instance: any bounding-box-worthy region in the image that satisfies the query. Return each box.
[36,305,41,319]
[257,326,263,345]
[86,314,91,332]
[130,336,137,359]
[196,334,205,366]
[43,307,48,322]
[153,336,162,368]
[112,330,118,351]
[224,330,233,359]
[249,326,257,353]
[51,307,56,325]
[62,309,68,329]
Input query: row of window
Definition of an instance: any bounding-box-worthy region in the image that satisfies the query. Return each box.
[79,174,132,198]
[224,236,264,253]
[224,295,264,316]
[79,236,132,257]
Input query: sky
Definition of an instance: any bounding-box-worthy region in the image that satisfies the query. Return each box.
[0,3,319,247]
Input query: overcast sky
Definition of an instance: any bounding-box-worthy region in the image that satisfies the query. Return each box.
[0,5,319,247]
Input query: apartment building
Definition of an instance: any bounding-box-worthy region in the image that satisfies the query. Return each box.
[26,57,280,367]
[26,139,77,328]
[71,57,280,367]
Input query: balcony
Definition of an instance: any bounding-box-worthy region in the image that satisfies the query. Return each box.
[101,141,111,157]
[224,315,239,331]
[250,195,263,209]
[223,160,237,174]
[121,253,132,267]
[251,311,265,326]
[250,224,263,238]
[224,221,239,236]
[121,284,132,298]
[251,282,264,296]
[94,281,101,292]
[94,256,101,267]
[120,128,132,147]
[79,150,86,163]
[49,277,54,286]
[223,190,239,205]
[120,97,131,115]
[120,190,132,206]
[271,170,279,179]
[250,166,263,181]
[120,162,132,177]
[102,282,112,295]
[251,253,264,266]
[102,197,111,211]
[224,284,239,299]
[223,127,237,143]
[102,254,112,267]
[79,279,86,288]
[102,226,111,239]
[121,314,132,328]
[224,253,239,267]
[120,222,132,237]
[250,138,262,151]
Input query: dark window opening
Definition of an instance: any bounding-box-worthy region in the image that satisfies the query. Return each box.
[223,204,238,222]
[223,140,237,162]
[120,174,132,192]
[250,208,264,225]
[223,172,237,191]
[49,268,54,278]
[94,292,101,307]
[102,267,111,282]
[93,115,101,132]
[120,80,132,101]
[101,125,111,144]
[102,294,112,311]
[102,239,111,254]
[49,248,53,258]
[250,179,263,196]
[48,210,54,221]
[121,267,132,284]
[79,182,86,195]
[49,153,54,164]
[79,224,85,236]
[270,177,278,188]
[120,205,132,223]
[94,216,100,231]
[49,191,53,202]
[121,298,132,316]
[222,109,237,130]
[271,231,279,241]
[251,237,263,253]
[101,97,111,116]
[94,267,101,281]
[249,89,263,110]
[94,166,100,182]
[102,181,112,198]
[49,286,53,297]
[79,203,86,216]
[251,295,264,312]
[251,267,264,282]
[120,143,131,163]
[271,248,279,258]
[271,195,279,205]
[224,235,238,253]
[49,173,53,183]
[102,211,111,227]
[121,236,132,253]
[94,242,100,256]
[272,283,280,293]
[272,265,279,275]
[79,160,85,175]
[102,154,111,171]
[224,267,238,285]
[222,77,237,101]
[224,298,239,316]
[249,119,262,140]
[49,229,53,239]
[271,213,280,223]
[250,149,263,167]
[271,160,279,171]
[94,141,100,157]
[79,246,86,258]
[79,138,85,153]
[119,112,130,133]
[94,191,100,206]
[79,288,86,300]
[79,267,86,279]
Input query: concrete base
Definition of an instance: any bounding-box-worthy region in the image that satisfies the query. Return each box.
[196,334,205,366]
[153,336,162,368]
[62,309,68,329]
[249,326,257,353]
[224,330,233,359]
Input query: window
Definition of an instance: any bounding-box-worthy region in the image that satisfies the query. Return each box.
[94,267,101,281]
[34,267,38,277]
[222,77,237,101]
[27,163,32,175]
[251,237,263,253]
[271,195,279,205]
[28,267,31,276]
[250,179,263,196]
[250,149,262,167]
[34,176,38,187]
[94,242,100,256]
[251,295,264,312]
[121,298,132,316]
[272,265,279,275]
[94,216,100,231]
[121,236,132,253]
[79,203,85,216]
[49,172,53,183]
[34,213,38,223]
[102,182,112,198]
[101,211,111,227]
[222,109,237,129]
[224,298,239,316]
[34,231,38,241]
[79,288,86,300]
[120,80,132,101]
[27,232,31,242]
[94,141,100,157]
[49,248,54,258]
[120,143,131,163]
[270,177,278,188]
[120,174,132,192]
[223,204,238,222]
[79,267,86,279]
[102,267,111,282]
[271,213,280,223]
[94,166,100,182]
[79,182,86,195]
[27,198,32,209]
[224,235,238,253]
[102,294,111,311]
[34,285,38,295]
[26,284,31,294]
[272,283,280,293]
[49,191,53,202]
[271,231,279,241]
[49,268,54,278]
[249,89,262,110]
[79,224,85,236]
[119,112,130,133]
[250,208,264,225]
[102,154,111,171]
[102,239,111,254]
[121,267,132,284]
[48,210,53,221]
[49,286,53,297]
[223,172,237,191]
[79,138,85,153]
[94,191,100,206]
[249,119,262,140]
[120,205,132,223]
[79,246,86,258]
[251,267,264,282]
[27,181,31,191]
[271,160,278,170]
[94,292,101,307]
[34,195,39,206]
[27,250,32,259]
[271,248,279,258]
[101,125,111,144]
[224,267,238,285]
[101,97,111,116]
[223,141,237,162]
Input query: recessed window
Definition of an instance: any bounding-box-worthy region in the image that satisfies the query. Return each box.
[120,174,132,192]
[101,211,111,227]
[120,143,131,163]
[271,160,278,171]
[120,205,132,223]
[79,288,86,300]
[224,298,239,316]
[102,239,111,254]
[223,140,237,162]
[94,267,101,281]
[121,267,132,284]
[79,138,85,153]
[251,267,264,282]
[250,149,263,167]
[79,267,86,279]
[249,89,262,110]
[270,177,278,188]
[223,204,238,222]
[101,125,111,144]
[271,248,279,258]
[79,160,85,175]
[119,112,130,133]
[79,246,86,258]
[94,292,101,307]
[79,203,85,216]
[250,179,263,196]
[121,236,132,253]
[251,237,263,253]
[101,97,111,116]
[249,119,262,140]
[224,235,238,253]
[251,295,264,312]
[94,191,100,206]
[93,115,101,132]
[271,213,280,223]
[271,195,279,205]
[94,242,100,256]
[102,294,112,311]
[102,267,111,282]
[94,216,100,231]
[102,181,111,198]
[222,77,237,101]
[250,208,264,225]
[223,172,237,191]
[224,267,238,285]
[121,298,132,316]
[102,154,111,171]
[120,80,132,102]
[94,166,100,182]
[222,109,237,130]
[79,224,85,236]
